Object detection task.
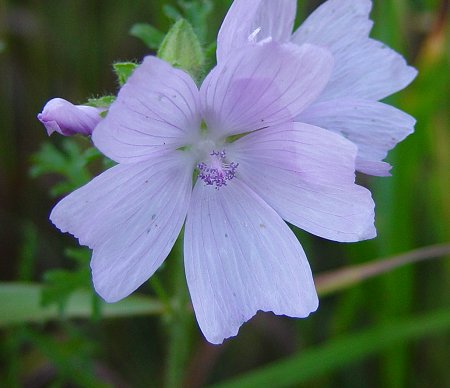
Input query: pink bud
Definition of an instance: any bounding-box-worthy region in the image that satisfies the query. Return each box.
[37,98,105,136]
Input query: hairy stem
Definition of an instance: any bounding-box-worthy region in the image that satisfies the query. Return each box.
[165,233,191,388]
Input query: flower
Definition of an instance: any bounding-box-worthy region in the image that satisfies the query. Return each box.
[38,98,104,136]
[50,41,376,344]
[218,0,417,176]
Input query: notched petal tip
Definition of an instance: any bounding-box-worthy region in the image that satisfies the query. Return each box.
[186,180,319,345]
[205,306,320,345]
[205,295,320,345]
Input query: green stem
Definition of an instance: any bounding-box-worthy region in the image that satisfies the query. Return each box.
[149,275,172,312]
[165,233,191,388]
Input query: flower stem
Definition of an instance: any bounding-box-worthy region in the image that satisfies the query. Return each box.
[165,233,191,388]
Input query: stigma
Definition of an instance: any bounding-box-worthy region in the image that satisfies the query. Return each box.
[197,150,239,189]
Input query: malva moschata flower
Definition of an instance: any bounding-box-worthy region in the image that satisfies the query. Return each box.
[49,40,376,344]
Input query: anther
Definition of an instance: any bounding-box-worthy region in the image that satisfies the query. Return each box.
[197,150,239,189]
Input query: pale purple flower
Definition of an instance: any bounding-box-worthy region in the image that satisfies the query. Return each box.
[50,41,376,344]
[218,0,417,176]
[38,98,104,136]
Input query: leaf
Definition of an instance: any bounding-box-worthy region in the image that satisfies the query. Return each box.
[30,139,107,196]
[41,268,91,307]
[113,61,138,86]
[0,283,164,327]
[315,243,450,296]
[129,23,165,49]
[176,0,214,43]
[30,140,96,195]
[211,309,450,388]
[40,248,91,309]
[158,18,205,81]
[163,4,182,21]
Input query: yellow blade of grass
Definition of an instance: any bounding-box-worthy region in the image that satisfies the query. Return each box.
[315,243,450,296]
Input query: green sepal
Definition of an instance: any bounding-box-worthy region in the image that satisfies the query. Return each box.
[113,62,138,86]
[157,18,205,81]
[86,95,115,108]
[225,131,253,143]
[129,23,165,50]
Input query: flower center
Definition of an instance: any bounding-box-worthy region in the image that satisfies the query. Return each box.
[197,150,239,189]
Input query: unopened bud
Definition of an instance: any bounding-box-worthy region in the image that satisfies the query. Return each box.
[37,98,105,136]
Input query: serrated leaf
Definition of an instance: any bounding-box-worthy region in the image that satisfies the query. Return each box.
[113,62,138,86]
[30,139,106,197]
[30,140,92,195]
[129,23,165,49]
[41,268,90,308]
[158,18,204,81]
[41,248,92,309]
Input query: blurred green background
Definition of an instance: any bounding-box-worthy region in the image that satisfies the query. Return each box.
[0,0,449,387]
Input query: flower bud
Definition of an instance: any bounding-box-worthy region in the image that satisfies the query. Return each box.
[37,98,105,136]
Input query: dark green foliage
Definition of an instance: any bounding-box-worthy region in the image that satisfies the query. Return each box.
[30,140,101,196]
[40,248,92,309]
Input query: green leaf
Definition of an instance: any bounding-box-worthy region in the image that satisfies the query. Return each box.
[41,248,92,309]
[162,1,214,43]
[176,0,214,43]
[113,61,138,86]
[129,23,165,49]
[211,309,450,388]
[41,268,91,307]
[0,283,165,327]
[162,4,182,21]
[158,18,205,81]
[30,139,112,199]
[30,140,98,196]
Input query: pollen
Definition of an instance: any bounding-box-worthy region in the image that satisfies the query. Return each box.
[197,150,239,189]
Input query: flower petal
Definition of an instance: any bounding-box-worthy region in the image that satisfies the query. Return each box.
[201,42,333,139]
[292,0,373,54]
[229,123,376,242]
[50,152,193,302]
[92,56,201,164]
[316,38,418,101]
[252,0,297,42]
[291,0,416,101]
[38,98,104,136]
[184,179,318,344]
[217,0,297,62]
[298,99,416,176]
